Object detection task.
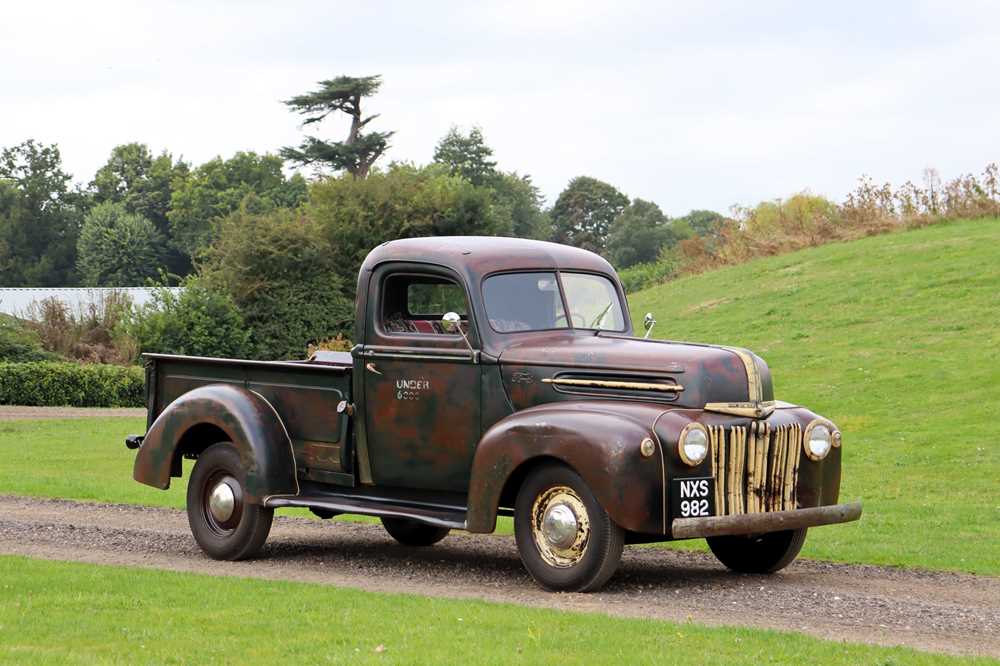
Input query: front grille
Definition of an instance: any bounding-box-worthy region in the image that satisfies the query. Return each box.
[709,422,802,515]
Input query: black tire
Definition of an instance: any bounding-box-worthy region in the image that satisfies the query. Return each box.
[707,528,807,573]
[187,442,274,560]
[514,463,624,592]
[381,517,450,547]
[310,508,339,520]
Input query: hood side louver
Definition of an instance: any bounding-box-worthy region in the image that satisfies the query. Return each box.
[542,373,683,401]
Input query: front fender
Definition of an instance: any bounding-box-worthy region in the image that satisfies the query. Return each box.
[466,403,665,534]
[133,384,298,504]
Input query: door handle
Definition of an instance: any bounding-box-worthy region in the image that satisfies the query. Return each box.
[365,362,382,375]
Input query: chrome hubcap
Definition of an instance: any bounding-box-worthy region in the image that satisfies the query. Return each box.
[208,481,236,523]
[531,485,590,568]
[541,503,578,549]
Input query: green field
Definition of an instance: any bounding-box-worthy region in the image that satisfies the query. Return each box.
[630,217,1000,574]
[0,555,983,665]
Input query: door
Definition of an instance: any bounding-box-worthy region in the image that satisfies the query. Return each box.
[362,267,482,491]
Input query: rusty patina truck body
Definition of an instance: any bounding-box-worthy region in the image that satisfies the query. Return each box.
[128,236,861,591]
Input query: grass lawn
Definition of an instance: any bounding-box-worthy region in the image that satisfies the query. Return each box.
[0,555,986,665]
[629,217,1000,574]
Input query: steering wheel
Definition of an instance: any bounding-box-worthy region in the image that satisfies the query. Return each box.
[555,312,587,327]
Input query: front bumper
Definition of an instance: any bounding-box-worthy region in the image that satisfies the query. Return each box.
[671,501,862,539]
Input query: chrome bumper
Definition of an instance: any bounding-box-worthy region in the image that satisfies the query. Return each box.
[671,501,862,539]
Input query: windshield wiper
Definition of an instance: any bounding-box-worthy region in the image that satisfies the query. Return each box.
[590,301,613,329]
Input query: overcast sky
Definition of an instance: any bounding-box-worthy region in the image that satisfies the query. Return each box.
[3,0,998,216]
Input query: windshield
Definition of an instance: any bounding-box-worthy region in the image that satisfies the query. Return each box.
[483,271,626,333]
[562,272,626,331]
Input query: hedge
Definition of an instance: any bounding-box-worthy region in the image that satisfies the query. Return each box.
[0,362,145,408]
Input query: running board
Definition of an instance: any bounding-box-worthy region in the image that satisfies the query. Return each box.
[264,493,468,530]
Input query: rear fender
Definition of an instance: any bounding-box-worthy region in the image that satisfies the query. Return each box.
[133,384,298,504]
[466,404,665,534]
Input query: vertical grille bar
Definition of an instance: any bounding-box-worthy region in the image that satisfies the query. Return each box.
[710,422,802,516]
[710,425,726,515]
[769,426,785,512]
[746,422,759,513]
[734,427,746,514]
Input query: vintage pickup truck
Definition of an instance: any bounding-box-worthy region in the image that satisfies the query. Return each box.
[127,236,861,592]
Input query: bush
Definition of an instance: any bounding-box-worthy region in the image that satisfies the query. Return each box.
[201,208,353,360]
[130,282,252,359]
[0,362,144,407]
[76,201,164,287]
[674,163,1000,280]
[617,253,680,293]
[308,163,511,297]
[0,315,56,362]
[25,292,137,364]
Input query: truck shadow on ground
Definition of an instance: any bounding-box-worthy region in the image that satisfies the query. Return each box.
[257,526,742,595]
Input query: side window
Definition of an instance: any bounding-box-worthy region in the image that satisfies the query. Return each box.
[381,274,468,335]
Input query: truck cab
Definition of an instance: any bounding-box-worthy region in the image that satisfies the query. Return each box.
[129,236,861,592]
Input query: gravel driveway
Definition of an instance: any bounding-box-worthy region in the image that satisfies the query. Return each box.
[1,495,997,658]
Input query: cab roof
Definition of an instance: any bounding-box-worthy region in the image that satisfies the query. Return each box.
[360,236,617,283]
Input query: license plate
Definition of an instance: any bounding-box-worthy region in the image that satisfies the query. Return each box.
[671,476,715,518]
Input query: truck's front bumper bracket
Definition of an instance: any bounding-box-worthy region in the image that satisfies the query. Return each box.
[671,501,862,539]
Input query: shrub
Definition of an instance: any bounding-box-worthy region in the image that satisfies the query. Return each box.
[130,282,252,359]
[307,334,353,357]
[201,208,353,360]
[0,314,56,361]
[24,293,137,364]
[76,201,164,287]
[671,163,1000,281]
[617,251,680,293]
[0,361,144,407]
[307,163,511,297]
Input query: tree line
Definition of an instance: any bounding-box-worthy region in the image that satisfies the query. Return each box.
[0,74,725,360]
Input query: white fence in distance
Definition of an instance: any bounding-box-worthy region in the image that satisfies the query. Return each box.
[0,287,183,319]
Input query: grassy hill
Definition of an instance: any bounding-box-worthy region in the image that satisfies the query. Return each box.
[629,217,1000,574]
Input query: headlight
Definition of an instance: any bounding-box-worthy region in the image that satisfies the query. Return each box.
[804,421,833,461]
[678,423,709,466]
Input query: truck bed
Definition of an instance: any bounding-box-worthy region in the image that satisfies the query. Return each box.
[145,352,354,484]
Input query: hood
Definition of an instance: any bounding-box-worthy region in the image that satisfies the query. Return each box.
[498,332,772,410]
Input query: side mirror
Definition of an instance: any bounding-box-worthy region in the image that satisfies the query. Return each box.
[441,311,462,333]
[643,312,657,339]
[442,311,477,362]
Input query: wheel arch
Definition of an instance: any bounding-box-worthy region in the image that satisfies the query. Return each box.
[133,384,298,504]
[466,404,665,534]
[498,454,567,509]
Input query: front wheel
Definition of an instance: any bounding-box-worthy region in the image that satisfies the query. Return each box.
[187,442,274,560]
[514,464,624,592]
[707,528,807,573]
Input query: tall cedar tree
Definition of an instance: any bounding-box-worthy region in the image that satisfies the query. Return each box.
[281,76,393,178]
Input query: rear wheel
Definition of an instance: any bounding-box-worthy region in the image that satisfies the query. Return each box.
[514,464,624,592]
[187,442,273,560]
[707,528,807,573]
[381,517,450,546]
